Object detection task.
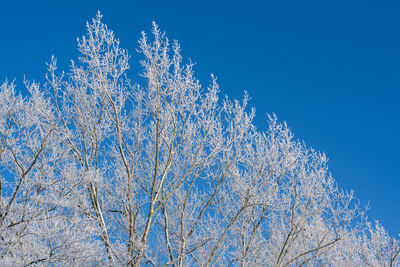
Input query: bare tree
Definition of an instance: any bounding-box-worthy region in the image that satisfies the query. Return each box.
[0,12,398,266]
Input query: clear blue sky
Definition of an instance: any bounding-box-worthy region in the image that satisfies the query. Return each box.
[1,0,399,235]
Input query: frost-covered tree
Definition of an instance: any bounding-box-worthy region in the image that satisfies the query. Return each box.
[0,12,398,266]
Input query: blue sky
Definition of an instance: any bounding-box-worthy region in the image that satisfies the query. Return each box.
[1,0,399,235]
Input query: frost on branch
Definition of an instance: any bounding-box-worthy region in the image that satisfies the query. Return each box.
[0,13,398,266]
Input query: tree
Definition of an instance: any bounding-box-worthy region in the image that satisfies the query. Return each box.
[0,12,398,266]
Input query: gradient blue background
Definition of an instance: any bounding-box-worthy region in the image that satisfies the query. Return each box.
[1,1,399,235]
